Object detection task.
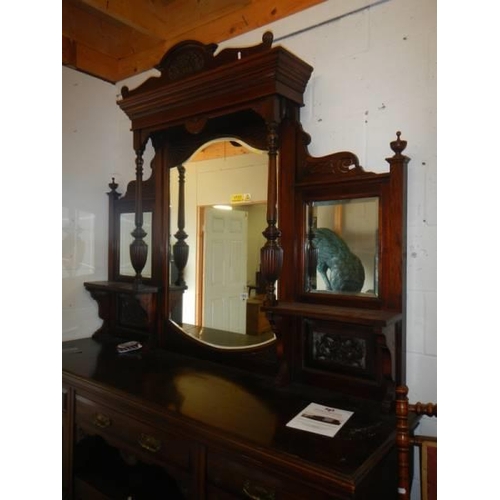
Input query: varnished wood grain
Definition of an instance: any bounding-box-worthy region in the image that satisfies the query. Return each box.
[73,32,410,499]
[396,385,437,500]
[62,0,327,82]
[63,337,400,498]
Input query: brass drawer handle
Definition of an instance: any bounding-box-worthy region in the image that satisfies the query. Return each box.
[92,412,111,429]
[138,433,161,453]
[242,479,275,500]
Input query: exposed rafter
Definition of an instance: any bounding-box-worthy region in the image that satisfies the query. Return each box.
[62,0,326,83]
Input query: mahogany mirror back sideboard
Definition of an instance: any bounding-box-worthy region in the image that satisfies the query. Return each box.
[63,32,411,500]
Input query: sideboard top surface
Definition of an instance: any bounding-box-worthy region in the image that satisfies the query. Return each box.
[63,337,397,481]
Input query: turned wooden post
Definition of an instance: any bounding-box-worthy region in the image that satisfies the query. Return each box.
[396,384,437,499]
[172,164,189,287]
[107,177,121,280]
[130,144,148,287]
[396,385,411,500]
[305,201,318,291]
[384,131,409,312]
[261,121,282,306]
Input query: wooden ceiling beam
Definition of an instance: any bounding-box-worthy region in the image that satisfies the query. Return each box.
[63,0,327,82]
[78,0,252,41]
[63,0,161,59]
[116,0,326,81]
[62,35,77,67]
[62,35,120,83]
[190,141,251,162]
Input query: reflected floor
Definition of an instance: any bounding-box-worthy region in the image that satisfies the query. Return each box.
[181,324,275,349]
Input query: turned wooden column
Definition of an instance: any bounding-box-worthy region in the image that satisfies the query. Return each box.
[305,201,318,292]
[107,177,121,280]
[396,385,411,500]
[384,131,409,311]
[261,121,282,306]
[172,164,189,287]
[130,144,148,287]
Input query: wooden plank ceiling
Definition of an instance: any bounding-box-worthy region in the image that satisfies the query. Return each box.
[62,0,326,84]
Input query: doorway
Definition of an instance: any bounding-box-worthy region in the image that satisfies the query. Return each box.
[200,207,248,333]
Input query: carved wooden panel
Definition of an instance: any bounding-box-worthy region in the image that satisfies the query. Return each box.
[303,319,375,378]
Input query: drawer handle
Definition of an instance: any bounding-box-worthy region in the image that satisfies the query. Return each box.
[92,412,111,429]
[242,480,275,500]
[138,433,161,453]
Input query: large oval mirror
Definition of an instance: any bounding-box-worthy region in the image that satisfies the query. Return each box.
[169,139,276,349]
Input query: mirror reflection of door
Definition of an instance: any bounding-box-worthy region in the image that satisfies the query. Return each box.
[202,207,248,334]
[169,139,269,337]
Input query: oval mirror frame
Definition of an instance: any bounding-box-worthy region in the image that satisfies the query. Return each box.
[167,138,277,350]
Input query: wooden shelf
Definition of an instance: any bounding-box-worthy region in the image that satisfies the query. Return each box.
[263,301,402,327]
[84,280,161,294]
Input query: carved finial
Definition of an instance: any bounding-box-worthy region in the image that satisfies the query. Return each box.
[107,177,121,200]
[262,31,274,47]
[396,384,409,398]
[108,177,118,192]
[390,131,407,157]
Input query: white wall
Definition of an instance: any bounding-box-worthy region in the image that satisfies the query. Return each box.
[62,67,130,340]
[62,1,436,496]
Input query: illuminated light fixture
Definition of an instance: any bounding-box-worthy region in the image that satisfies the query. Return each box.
[213,205,232,210]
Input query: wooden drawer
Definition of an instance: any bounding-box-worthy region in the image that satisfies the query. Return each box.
[206,451,330,500]
[75,394,191,472]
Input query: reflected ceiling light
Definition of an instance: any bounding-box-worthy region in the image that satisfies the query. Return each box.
[213,205,233,210]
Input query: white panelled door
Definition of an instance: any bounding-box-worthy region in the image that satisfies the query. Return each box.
[203,208,248,334]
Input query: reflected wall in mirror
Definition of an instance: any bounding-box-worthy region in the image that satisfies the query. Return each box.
[169,139,274,346]
[306,197,379,296]
[119,212,152,278]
